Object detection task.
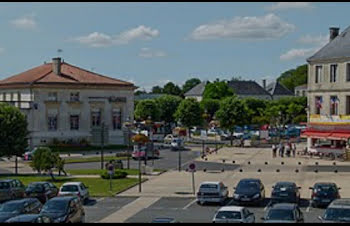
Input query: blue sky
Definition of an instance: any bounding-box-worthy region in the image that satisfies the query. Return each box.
[0,2,349,91]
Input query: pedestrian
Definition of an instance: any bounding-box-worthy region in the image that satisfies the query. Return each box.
[292,143,296,157]
[272,144,277,158]
[280,143,285,158]
[286,143,291,157]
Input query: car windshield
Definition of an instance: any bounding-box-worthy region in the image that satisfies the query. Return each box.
[323,208,350,221]
[236,181,259,193]
[0,182,10,189]
[216,211,242,220]
[275,184,294,191]
[27,184,44,192]
[42,200,68,213]
[61,185,79,192]
[266,209,295,221]
[200,184,218,189]
[316,185,336,193]
[0,202,24,213]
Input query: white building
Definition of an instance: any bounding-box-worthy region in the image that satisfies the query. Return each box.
[0,58,136,148]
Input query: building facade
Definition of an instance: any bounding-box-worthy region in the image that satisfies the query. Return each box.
[295,84,307,97]
[0,58,136,148]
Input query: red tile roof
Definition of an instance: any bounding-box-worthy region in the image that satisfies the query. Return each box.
[0,60,134,88]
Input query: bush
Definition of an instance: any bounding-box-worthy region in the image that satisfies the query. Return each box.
[100,170,128,179]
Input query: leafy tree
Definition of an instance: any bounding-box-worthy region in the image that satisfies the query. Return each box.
[243,98,268,125]
[30,147,60,181]
[174,98,202,137]
[277,64,307,92]
[156,95,182,124]
[151,86,163,94]
[0,103,29,174]
[135,90,147,96]
[216,96,251,146]
[181,78,201,95]
[203,81,234,100]
[134,99,160,121]
[163,82,182,96]
[200,98,220,121]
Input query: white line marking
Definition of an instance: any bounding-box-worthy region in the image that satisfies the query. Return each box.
[183,199,197,210]
[306,206,310,212]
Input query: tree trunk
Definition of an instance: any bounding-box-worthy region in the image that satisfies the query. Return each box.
[230,131,233,146]
[15,156,18,175]
[49,170,55,181]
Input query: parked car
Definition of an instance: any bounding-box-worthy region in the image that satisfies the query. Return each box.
[233,178,265,206]
[0,198,42,222]
[23,147,38,161]
[0,179,26,202]
[318,198,350,223]
[164,134,175,144]
[196,181,228,205]
[262,203,304,223]
[309,183,341,208]
[152,217,178,223]
[212,206,255,223]
[58,182,89,203]
[170,138,184,151]
[132,146,160,160]
[40,196,85,223]
[6,214,53,223]
[25,182,59,204]
[269,182,301,206]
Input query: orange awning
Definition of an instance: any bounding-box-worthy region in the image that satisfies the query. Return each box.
[300,131,331,139]
[329,132,350,140]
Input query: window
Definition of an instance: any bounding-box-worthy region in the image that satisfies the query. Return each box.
[330,64,337,82]
[48,115,58,131]
[347,64,350,81]
[91,110,101,127]
[347,96,350,115]
[70,92,79,102]
[70,115,79,130]
[48,92,57,101]
[330,96,339,115]
[315,65,322,83]
[315,96,322,114]
[112,109,122,130]
[302,90,306,97]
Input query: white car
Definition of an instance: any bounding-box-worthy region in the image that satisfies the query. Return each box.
[213,206,255,223]
[170,138,184,151]
[197,181,228,205]
[164,134,175,144]
[58,182,89,203]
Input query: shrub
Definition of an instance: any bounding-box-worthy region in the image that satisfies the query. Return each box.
[100,170,128,179]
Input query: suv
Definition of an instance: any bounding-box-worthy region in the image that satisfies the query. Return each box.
[197,181,228,205]
[262,203,304,223]
[270,182,301,206]
[58,182,89,204]
[319,199,350,223]
[0,198,42,222]
[0,179,26,202]
[40,196,85,223]
[309,182,341,208]
[233,178,265,206]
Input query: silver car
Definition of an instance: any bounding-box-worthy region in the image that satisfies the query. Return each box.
[213,206,255,223]
[196,181,228,205]
[319,199,350,223]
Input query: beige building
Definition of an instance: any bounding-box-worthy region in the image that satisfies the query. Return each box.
[0,58,136,148]
[295,84,307,97]
[302,27,350,153]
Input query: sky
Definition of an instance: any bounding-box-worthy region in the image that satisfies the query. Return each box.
[0,2,349,91]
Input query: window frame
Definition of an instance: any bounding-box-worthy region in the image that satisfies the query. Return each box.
[330,64,338,83]
[48,115,58,131]
[347,63,350,82]
[330,95,339,115]
[315,65,323,83]
[315,96,322,114]
[70,115,80,130]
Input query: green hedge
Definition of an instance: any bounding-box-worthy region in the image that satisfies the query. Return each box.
[100,170,128,179]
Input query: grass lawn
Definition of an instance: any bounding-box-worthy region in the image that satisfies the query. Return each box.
[63,156,128,164]
[0,175,143,197]
[66,168,165,176]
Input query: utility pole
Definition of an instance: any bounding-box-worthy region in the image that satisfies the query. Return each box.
[178,148,182,171]
[100,122,105,170]
[138,145,142,192]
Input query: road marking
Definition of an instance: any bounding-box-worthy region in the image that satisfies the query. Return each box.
[183,199,197,209]
[306,206,311,212]
[96,197,105,202]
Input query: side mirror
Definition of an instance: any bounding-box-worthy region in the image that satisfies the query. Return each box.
[309,187,313,189]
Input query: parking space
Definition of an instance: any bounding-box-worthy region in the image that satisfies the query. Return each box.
[125,197,325,223]
[84,196,138,223]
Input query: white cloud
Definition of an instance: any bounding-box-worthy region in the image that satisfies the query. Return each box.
[280,47,320,61]
[298,34,328,46]
[189,14,295,41]
[266,2,313,11]
[138,48,166,58]
[72,25,159,47]
[11,14,37,30]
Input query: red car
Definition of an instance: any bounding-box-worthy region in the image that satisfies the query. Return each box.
[132,147,160,160]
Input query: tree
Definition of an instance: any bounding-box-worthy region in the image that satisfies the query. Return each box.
[277,64,307,92]
[134,90,147,96]
[174,98,202,137]
[30,147,59,181]
[134,99,160,121]
[203,81,234,100]
[0,103,29,174]
[163,82,182,96]
[244,98,268,125]
[156,95,182,124]
[216,96,250,146]
[200,98,220,121]
[181,78,201,95]
[151,86,163,94]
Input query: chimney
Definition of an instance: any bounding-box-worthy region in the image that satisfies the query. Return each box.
[52,57,61,75]
[262,79,266,90]
[329,27,340,41]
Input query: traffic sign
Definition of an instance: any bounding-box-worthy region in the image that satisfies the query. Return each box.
[189,162,196,171]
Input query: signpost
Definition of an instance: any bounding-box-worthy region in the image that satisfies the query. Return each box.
[188,162,196,195]
[107,162,115,191]
[200,130,207,156]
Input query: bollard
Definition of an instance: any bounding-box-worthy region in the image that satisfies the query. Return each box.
[281,162,284,165]
[239,169,243,172]
[203,168,207,172]
[315,162,319,165]
[248,161,251,165]
[221,168,225,172]
[295,169,299,173]
[314,169,318,173]
[222,159,226,163]
[334,169,338,173]
[333,162,336,166]
[276,169,280,172]
[265,162,268,165]
[257,169,261,172]
[298,162,301,165]
[232,160,235,164]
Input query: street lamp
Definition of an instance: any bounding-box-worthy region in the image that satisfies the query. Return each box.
[100,121,105,170]
[123,117,132,169]
[145,116,153,166]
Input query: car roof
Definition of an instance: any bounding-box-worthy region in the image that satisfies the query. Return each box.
[270,203,297,209]
[275,182,296,186]
[239,178,261,183]
[61,182,82,186]
[314,182,336,186]
[329,199,350,208]
[29,182,48,185]
[200,181,221,185]
[49,196,76,201]
[218,206,244,212]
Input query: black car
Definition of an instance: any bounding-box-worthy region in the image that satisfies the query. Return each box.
[270,182,301,206]
[5,214,53,223]
[0,198,42,222]
[25,182,59,204]
[40,196,85,223]
[233,178,265,206]
[262,203,304,223]
[310,183,341,208]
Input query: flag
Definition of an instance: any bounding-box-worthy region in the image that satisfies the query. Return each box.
[316,97,323,109]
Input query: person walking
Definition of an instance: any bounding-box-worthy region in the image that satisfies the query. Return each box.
[272,144,277,158]
[292,143,296,157]
[280,143,285,158]
[278,142,283,157]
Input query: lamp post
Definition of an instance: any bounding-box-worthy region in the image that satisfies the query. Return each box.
[123,117,132,170]
[145,116,153,166]
[100,121,105,170]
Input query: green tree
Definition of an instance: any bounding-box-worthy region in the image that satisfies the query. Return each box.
[216,96,250,146]
[203,81,234,100]
[163,82,182,96]
[30,147,57,180]
[134,99,160,121]
[244,98,268,125]
[182,78,201,95]
[277,64,307,92]
[156,95,182,124]
[0,103,28,174]
[174,98,202,137]
[151,86,163,94]
[134,90,147,96]
[200,98,220,121]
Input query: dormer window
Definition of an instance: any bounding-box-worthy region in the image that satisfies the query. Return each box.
[70,92,80,102]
